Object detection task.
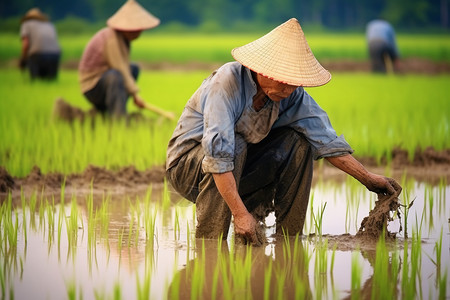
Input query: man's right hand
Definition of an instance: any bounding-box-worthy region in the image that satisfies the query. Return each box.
[19,58,27,70]
[133,94,146,109]
[234,212,265,246]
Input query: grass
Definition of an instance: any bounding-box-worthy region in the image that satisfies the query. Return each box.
[1,68,448,177]
[1,32,449,64]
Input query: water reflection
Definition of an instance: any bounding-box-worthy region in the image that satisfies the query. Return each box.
[1,180,448,299]
[168,238,312,299]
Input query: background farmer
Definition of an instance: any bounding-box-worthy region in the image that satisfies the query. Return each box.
[79,0,173,119]
[366,19,400,73]
[19,8,61,80]
[166,18,401,246]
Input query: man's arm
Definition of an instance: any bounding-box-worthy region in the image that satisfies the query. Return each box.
[19,37,29,69]
[212,172,263,246]
[325,154,401,194]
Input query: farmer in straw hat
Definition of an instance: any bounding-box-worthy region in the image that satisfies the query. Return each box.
[19,8,61,80]
[166,18,402,246]
[79,0,174,119]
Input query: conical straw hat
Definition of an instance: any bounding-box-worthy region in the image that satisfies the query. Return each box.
[107,0,160,31]
[231,18,331,87]
[21,8,48,23]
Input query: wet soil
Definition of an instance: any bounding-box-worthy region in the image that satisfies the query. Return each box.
[1,147,449,247]
[1,147,449,203]
[356,190,403,240]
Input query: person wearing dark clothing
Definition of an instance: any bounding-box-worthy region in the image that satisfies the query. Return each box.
[19,8,61,80]
[366,20,400,73]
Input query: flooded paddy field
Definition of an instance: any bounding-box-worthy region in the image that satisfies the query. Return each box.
[1,166,448,300]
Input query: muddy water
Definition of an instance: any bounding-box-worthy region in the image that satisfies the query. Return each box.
[3,181,449,299]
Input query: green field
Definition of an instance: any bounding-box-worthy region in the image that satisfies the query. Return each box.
[0,68,448,177]
[1,32,450,65]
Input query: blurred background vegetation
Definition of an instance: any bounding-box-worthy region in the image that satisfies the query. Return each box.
[0,0,449,34]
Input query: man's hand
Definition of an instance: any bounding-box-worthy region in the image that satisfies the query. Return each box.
[234,212,264,246]
[19,58,27,70]
[133,94,146,109]
[364,173,402,195]
[212,172,265,247]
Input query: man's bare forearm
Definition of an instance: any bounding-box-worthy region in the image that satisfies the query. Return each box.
[212,172,248,218]
[326,154,399,195]
[325,154,370,185]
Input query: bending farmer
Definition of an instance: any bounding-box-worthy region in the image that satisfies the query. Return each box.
[366,19,400,73]
[166,18,401,246]
[79,0,173,119]
[19,8,61,80]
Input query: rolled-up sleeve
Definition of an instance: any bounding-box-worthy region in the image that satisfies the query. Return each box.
[201,69,241,173]
[275,88,353,160]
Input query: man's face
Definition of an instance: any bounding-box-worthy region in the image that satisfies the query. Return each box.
[121,30,142,41]
[256,73,298,101]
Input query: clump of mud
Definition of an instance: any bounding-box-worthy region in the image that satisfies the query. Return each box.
[356,188,404,240]
[53,98,91,123]
[0,167,15,192]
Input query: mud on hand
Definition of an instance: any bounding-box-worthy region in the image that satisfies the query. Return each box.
[235,222,266,247]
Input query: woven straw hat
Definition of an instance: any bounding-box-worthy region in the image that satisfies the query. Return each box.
[232,18,331,87]
[21,8,48,23]
[107,0,160,31]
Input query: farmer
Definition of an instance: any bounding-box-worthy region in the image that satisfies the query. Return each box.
[166,18,401,246]
[366,19,400,73]
[79,0,173,119]
[19,8,61,80]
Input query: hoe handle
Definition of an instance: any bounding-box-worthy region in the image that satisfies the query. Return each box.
[142,102,176,120]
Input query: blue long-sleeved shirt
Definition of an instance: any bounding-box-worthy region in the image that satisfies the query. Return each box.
[166,62,353,174]
[366,20,399,57]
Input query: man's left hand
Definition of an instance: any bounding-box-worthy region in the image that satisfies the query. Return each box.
[364,174,402,195]
[19,58,27,70]
[133,95,146,109]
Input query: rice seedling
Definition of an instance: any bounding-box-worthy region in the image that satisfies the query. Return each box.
[2,195,19,250]
[0,262,4,300]
[401,225,423,299]
[46,198,56,247]
[425,185,435,233]
[314,239,329,299]
[439,271,448,300]
[66,279,82,300]
[143,206,158,249]
[20,190,27,245]
[370,232,400,299]
[117,226,125,263]
[329,242,337,276]
[136,255,153,300]
[263,257,273,300]
[162,179,171,212]
[28,191,37,231]
[113,281,122,300]
[350,250,363,300]
[65,195,80,251]
[174,207,181,240]
[57,199,64,251]
[311,202,327,238]
[426,228,444,283]
[86,188,97,254]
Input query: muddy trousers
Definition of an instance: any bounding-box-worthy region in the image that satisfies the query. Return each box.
[368,40,397,73]
[167,127,314,239]
[84,64,139,116]
[28,53,60,80]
